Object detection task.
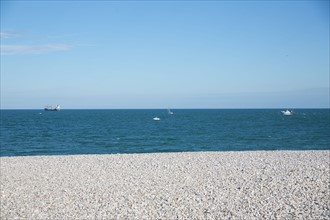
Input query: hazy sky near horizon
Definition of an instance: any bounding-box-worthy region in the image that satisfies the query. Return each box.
[1,1,329,109]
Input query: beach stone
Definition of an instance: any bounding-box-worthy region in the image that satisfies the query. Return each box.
[1,150,329,219]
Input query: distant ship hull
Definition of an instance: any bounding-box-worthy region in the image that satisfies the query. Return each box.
[44,108,60,111]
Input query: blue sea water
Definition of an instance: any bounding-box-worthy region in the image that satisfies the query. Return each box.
[0,109,329,156]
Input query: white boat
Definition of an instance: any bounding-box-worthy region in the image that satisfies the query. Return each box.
[153,117,160,121]
[44,105,60,111]
[281,109,293,115]
[167,107,174,115]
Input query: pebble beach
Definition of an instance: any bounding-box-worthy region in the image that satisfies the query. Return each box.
[1,150,329,219]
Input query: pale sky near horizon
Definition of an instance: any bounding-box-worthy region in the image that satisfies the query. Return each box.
[1,1,329,109]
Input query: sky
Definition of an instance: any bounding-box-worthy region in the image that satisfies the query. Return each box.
[1,0,329,109]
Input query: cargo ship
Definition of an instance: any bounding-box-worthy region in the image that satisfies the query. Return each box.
[44,105,61,111]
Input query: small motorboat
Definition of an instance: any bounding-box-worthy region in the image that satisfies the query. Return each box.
[281,110,293,116]
[153,117,160,121]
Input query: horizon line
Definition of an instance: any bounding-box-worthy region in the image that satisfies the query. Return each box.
[1,107,329,110]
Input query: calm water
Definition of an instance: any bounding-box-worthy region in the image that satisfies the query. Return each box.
[1,109,329,156]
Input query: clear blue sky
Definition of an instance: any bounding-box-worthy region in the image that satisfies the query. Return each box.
[1,1,329,109]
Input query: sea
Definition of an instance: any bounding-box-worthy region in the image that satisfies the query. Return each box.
[1,109,329,157]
